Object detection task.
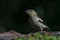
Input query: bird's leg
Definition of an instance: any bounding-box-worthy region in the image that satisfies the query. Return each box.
[41,28,43,33]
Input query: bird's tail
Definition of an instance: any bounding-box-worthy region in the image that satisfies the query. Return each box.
[44,27,50,31]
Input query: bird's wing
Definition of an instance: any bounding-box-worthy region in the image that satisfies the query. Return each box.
[38,17,44,22]
[38,18,50,30]
[38,17,47,26]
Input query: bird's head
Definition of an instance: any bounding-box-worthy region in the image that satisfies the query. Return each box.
[25,9,37,17]
[25,9,33,14]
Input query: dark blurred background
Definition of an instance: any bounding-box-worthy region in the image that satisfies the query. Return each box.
[0,0,60,34]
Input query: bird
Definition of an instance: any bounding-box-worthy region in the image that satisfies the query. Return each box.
[25,9,49,32]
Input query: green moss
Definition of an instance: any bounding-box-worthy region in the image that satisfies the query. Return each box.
[16,32,60,40]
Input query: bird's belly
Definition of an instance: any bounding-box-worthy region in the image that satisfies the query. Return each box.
[32,19,41,26]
